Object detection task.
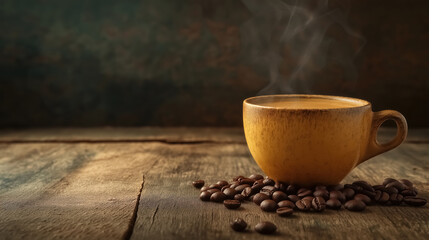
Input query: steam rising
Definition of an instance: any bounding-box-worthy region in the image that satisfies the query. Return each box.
[240,0,365,94]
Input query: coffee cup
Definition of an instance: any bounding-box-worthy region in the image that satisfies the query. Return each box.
[243,94,407,186]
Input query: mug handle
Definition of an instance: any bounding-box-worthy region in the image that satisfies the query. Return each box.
[359,110,408,164]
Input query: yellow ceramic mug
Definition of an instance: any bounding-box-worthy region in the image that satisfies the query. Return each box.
[243,94,407,186]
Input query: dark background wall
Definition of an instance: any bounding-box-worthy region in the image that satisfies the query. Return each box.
[1,0,428,128]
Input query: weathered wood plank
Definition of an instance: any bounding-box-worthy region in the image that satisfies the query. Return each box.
[0,143,163,240]
[0,127,428,143]
[131,142,429,240]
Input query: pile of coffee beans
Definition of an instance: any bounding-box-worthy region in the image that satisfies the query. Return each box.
[192,175,427,235]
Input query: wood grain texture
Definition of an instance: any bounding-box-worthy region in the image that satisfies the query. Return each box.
[131,142,429,240]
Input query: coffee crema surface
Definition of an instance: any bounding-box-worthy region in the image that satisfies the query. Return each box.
[247,96,366,109]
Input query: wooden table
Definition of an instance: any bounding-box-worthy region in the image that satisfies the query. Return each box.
[0,128,428,240]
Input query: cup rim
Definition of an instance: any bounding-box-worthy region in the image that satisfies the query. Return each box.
[243,94,371,110]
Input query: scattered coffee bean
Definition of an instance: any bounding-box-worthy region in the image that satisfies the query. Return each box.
[401,189,417,197]
[286,184,298,194]
[288,195,300,203]
[223,188,237,199]
[403,196,427,207]
[200,186,210,192]
[302,196,314,202]
[372,185,385,191]
[313,189,329,200]
[249,174,264,180]
[230,218,247,232]
[263,178,275,186]
[384,186,399,194]
[315,185,327,191]
[326,198,342,210]
[354,194,372,205]
[210,192,227,203]
[255,221,277,235]
[344,184,359,192]
[389,193,404,205]
[375,190,390,204]
[278,200,295,209]
[400,179,413,188]
[253,193,270,205]
[235,184,251,193]
[344,200,366,211]
[260,185,277,197]
[383,178,397,186]
[234,194,245,202]
[233,175,245,181]
[207,188,220,194]
[385,181,407,192]
[353,181,374,192]
[209,184,221,189]
[272,191,288,202]
[251,182,265,192]
[239,178,255,185]
[343,188,355,200]
[312,196,326,212]
[217,180,229,187]
[221,185,231,192]
[260,199,277,212]
[199,191,211,201]
[192,180,205,189]
[241,187,255,199]
[224,199,241,209]
[329,190,346,203]
[274,182,288,192]
[328,184,344,191]
[277,207,294,217]
[297,189,313,198]
[296,199,312,211]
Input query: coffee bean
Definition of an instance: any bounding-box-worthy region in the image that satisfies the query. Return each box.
[260,199,277,212]
[401,189,417,197]
[375,190,390,204]
[274,182,288,192]
[312,196,326,212]
[209,184,222,190]
[192,180,205,189]
[241,187,255,198]
[207,188,220,194]
[229,182,239,189]
[360,190,376,199]
[313,189,329,200]
[234,194,245,202]
[372,185,385,191]
[296,199,312,211]
[302,196,314,202]
[343,188,355,200]
[210,192,227,203]
[329,190,346,203]
[384,186,399,194]
[253,193,270,205]
[389,193,404,205]
[272,191,288,202]
[400,179,413,188]
[199,191,211,201]
[223,188,237,199]
[221,185,231,192]
[297,188,313,198]
[385,181,407,192]
[200,186,210,192]
[344,200,366,211]
[353,181,374,192]
[404,196,427,207]
[235,184,251,193]
[383,178,397,186]
[286,184,298,194]
[251,182,264,192]
[277,207,294,217]
[255,221,277,235]
[354,194,372,205]
[216,180,229,187]
[328,184,344,191]
[263,178,275,186]
[344,184,359,192]
[288,195,300,203]
[249,174,264,180]
[230,218,247,232]
[224,199,241,209]
[233,176,245,181]
[315,185,327,191]
[239,178,255,185]
[260,185,277,197]
[326,198,342,210]
[278,200,295,209]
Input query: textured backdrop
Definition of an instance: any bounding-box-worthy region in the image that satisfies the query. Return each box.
[1,0,428,127]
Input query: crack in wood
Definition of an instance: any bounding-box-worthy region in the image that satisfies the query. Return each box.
[122,175,145,240]
[149,204,160,231]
